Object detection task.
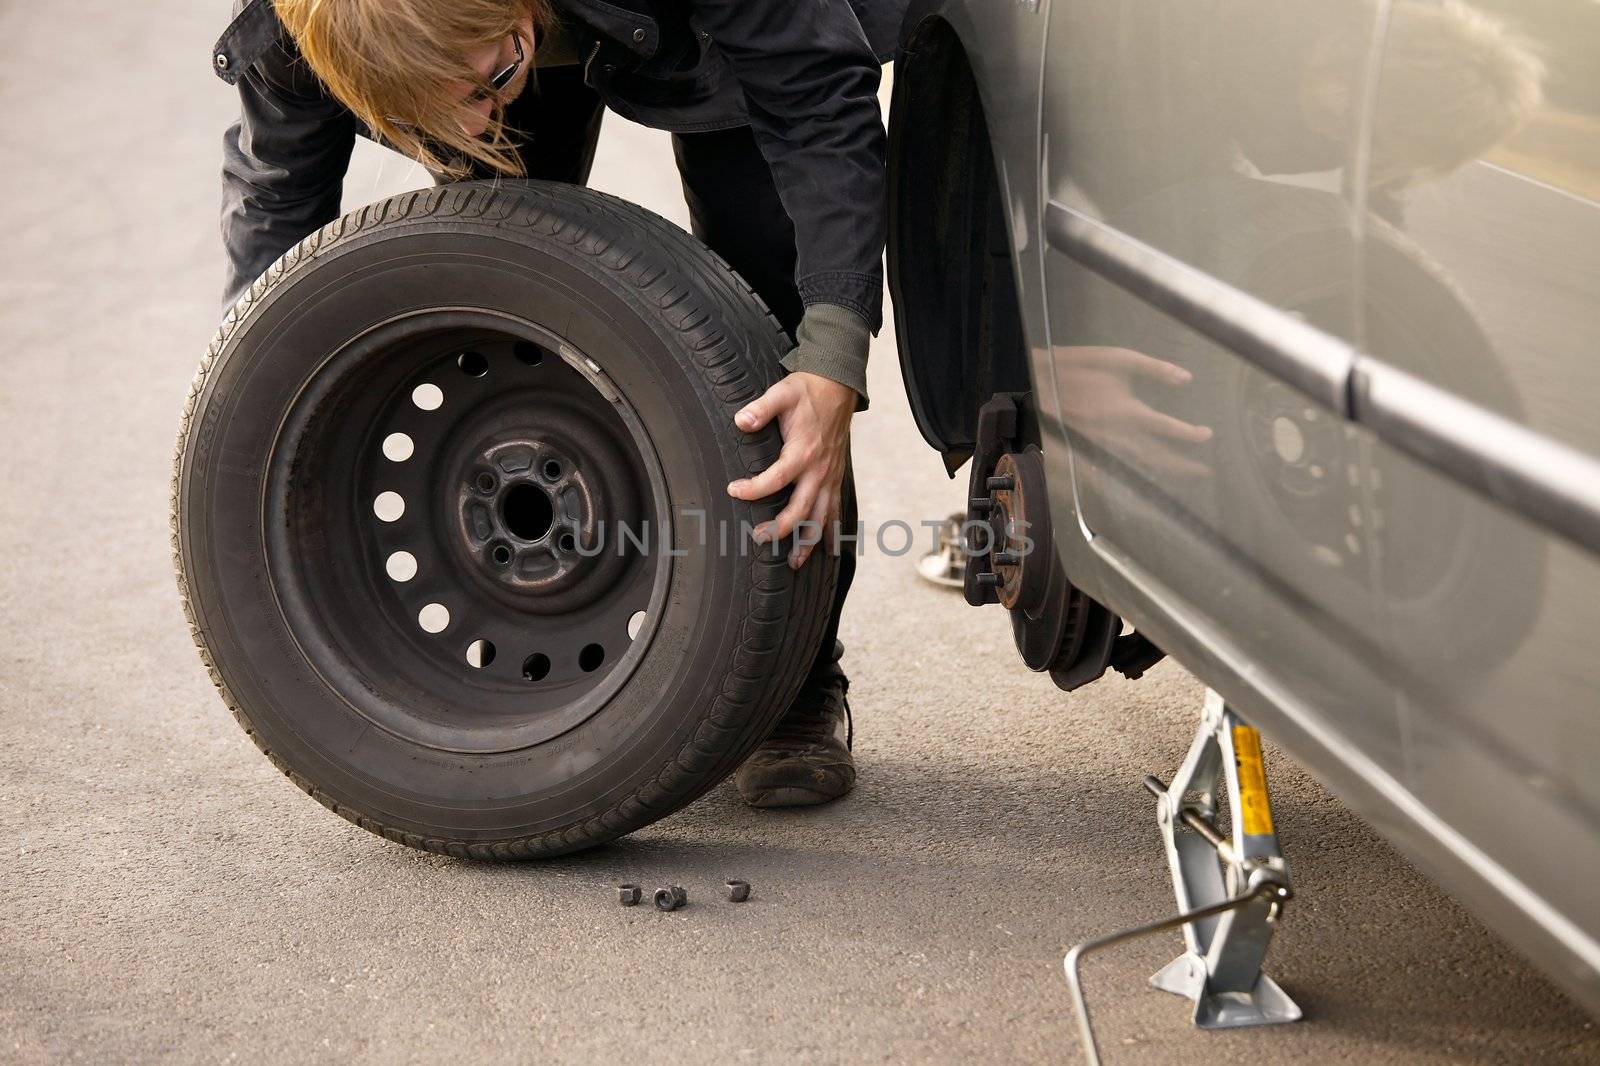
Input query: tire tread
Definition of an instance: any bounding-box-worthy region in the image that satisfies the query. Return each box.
[171,181,837,859]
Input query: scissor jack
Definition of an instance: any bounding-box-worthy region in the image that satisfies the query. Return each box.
[1064,689,1302,1063]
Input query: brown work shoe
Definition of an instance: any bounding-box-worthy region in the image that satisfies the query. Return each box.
[736,641,855,808]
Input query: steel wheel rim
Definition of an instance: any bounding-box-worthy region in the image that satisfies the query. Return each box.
[263,309,672,755]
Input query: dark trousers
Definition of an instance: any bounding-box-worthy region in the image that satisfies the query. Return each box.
[497,66,856,682]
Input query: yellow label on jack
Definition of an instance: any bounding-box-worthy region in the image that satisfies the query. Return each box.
[1233,724,1275,836]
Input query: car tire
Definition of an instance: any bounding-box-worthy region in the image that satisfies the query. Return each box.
[172,180,836,859]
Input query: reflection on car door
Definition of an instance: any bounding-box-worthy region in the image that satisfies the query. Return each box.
[1037,2,1398,768]
[1355,0,1600,968]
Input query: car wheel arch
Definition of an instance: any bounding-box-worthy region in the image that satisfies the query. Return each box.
[888,14,1034,474]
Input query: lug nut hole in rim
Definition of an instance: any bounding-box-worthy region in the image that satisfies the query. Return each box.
[457,350,488,377]
[489,543,513,566]
[542,459,563,481]
[475,471,496,493]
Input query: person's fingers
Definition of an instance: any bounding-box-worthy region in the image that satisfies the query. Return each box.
[790,485,835,568]
[733,377,798,433]
[1071,345,1193,384]
[819,486,841,549]
[727,445,808,502]
[767,472,822,545]
[1124,350,1193,385]
[1136,405,1214,442]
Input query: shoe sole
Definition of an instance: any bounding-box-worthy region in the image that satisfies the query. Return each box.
[741,786,847,809]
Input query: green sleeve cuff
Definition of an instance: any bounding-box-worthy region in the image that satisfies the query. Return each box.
[780,302,872,410]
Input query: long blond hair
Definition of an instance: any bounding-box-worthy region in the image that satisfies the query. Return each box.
[276,0,548,177]
[1368,0,1544,189]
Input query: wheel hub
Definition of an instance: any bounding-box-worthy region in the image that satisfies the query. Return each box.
[984,449,1052,614]
[1241,374,1362,567]
[458,437,602,594]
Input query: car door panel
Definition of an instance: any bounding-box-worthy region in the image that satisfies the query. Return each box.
[1356,0,1600,990]
[1037,1,1398,768]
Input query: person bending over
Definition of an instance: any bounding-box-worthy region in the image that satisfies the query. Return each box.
[213,0,903,806]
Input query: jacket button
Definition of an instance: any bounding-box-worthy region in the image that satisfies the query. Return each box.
[631,28,645,42]
[214,52,230,70]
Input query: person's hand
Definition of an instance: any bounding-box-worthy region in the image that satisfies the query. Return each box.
[726,371,856,569]
[1058,346,1213,478]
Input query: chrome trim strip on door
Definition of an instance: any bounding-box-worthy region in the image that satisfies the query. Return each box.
[1044,199,1600,557]
[1351,360,1600,555]
[1044,201,1354,414]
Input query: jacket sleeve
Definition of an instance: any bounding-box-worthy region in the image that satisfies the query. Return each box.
[689,0,887,332]
[221,51,357,308]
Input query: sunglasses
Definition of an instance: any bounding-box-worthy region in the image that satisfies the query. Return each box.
[464,32,525,105]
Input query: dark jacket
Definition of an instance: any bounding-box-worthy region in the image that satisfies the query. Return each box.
[214,0,902,328]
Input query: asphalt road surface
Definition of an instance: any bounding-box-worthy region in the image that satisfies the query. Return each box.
[3,3,1596,1062]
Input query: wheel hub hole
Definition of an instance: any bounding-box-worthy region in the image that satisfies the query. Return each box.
[386,550,418,582]
[502,483,554,541]
[418,602,450,634]
[411,383,443,411]
[1272,416,1307,465]
[382,432,414,462]
[522,653,551,682]
[373,491,405,523]
[457,351,488,377]
[579,643,605,672]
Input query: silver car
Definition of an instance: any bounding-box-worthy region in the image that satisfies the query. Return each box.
[887,0,1600,1018]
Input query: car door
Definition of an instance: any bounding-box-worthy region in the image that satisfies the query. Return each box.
[1035,1,1398,769]
[1354,0,1600,997]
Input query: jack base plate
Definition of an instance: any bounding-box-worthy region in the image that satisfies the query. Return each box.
[1150,952,1303,1029]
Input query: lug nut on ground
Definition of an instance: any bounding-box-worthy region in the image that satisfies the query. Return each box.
[654,885,687,911]
[617,883,642,906]
[723,879,751,902]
